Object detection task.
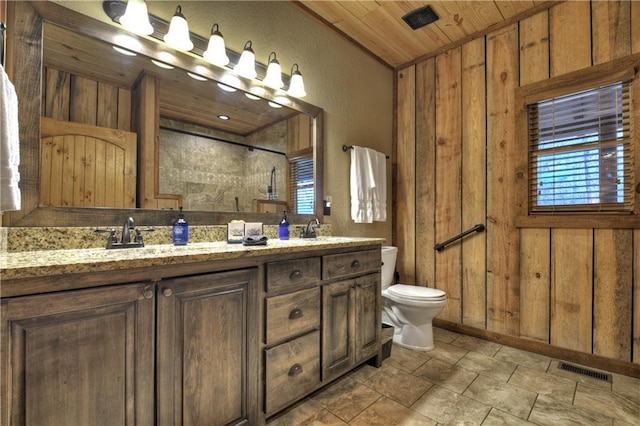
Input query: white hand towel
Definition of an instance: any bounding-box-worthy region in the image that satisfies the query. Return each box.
[0,64,20,212]
[350,146,375,223]
[372,150,387,222]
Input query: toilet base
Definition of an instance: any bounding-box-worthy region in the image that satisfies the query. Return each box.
[391,322,436,352]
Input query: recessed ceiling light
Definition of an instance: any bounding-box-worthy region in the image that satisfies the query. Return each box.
[218,115,230,120]
[151,59,174,69]
[112,45,137,56]
[245,93,260,100]
[217,83,237,92]
[268,101,282,109]
[187,72,207,81]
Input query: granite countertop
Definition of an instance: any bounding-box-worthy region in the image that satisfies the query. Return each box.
[0,237,384,281]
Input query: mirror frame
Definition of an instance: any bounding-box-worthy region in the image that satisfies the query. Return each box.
[3,1,324,227]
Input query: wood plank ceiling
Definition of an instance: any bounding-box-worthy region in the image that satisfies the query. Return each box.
[295,0,558,69]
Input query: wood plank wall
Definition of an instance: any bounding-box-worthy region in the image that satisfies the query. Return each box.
[396,0,640,364]
[43,67,131,131]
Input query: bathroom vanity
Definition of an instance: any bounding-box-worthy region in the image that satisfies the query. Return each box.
[0,237,383,425]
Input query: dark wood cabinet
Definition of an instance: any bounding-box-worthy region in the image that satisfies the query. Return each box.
[1,283,155,425]
[1,269,258,426]
[157,269,259,426]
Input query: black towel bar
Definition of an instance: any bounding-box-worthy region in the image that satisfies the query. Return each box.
[342,144,389,159]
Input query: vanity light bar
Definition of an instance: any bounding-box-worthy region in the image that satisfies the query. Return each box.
[103,0,306,97]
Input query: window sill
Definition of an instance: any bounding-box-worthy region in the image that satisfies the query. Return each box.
[516,214,640,229]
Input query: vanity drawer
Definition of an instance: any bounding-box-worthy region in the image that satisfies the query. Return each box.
[265,287,320,345]
[265,331,320,415]
[266,257,321,294]
[322,249,381,280]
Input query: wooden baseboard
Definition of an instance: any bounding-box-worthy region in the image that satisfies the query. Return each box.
[433,319,640,379]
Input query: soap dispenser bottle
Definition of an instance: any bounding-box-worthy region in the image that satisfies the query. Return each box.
[279,210,290,240]
[172,207,189,245]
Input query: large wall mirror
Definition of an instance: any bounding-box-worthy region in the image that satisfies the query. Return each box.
[4,1,323,227]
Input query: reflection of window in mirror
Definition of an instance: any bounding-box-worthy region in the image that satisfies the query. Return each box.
[289,157,314,214]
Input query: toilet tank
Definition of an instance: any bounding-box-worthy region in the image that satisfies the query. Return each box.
[381,246,398,290]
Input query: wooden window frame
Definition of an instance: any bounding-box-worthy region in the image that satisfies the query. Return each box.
[515,53,640,229]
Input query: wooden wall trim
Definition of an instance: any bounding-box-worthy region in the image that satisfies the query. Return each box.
[434,319,640,379]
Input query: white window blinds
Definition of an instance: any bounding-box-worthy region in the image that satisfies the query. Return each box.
[528,81,634,213]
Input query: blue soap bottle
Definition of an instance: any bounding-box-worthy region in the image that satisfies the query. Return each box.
[172,207,189,245]
[279,210,290,240]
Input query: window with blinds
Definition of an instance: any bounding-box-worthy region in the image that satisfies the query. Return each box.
[289,156,314,214]
[527,81,634,213]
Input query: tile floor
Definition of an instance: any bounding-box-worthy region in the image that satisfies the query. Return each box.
[267,327,640,425]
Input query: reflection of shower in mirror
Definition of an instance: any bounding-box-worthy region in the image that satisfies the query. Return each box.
[268,166,278,200]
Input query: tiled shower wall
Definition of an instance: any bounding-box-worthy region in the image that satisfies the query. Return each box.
[159,119,288,212]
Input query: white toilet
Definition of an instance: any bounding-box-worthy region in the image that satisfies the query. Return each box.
[381,246,447,351]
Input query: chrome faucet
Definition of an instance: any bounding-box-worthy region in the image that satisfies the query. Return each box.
[122,217,134,244]
[301,218,320,238]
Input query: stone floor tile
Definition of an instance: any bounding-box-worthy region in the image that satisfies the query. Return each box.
[411,385,491,425]
[463,375,537,419]
[432,327,463,344]
[451,335,502,357]
[312,376,381,422]
[350,396,437,426]
[574,383,640,424]
[267,398,348,426]
[529,394,614,425]
[347,363,382,384]
[456,351,518,382]
[385,345,432,373]
[426,341,469,364]
[493,346,552,371]
[481,408,538,425]
[413,357,478,394]
[508,365,577,403]
[612,373,640,405]
[362,365,433,407]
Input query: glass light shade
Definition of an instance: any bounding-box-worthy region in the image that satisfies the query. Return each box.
[163,6,193,51]
[119,0,153,35]
[203,24,229,66]
[287,64,307,98]
[263,52,284,89]
[234,41,257,79]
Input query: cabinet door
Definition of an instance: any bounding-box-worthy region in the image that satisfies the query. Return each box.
[1,283,155,426]
[321,280,356,381]
[157,269,258,426]
[355,273,381,364]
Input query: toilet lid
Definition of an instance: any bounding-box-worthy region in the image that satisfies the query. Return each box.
[387,284,446,301]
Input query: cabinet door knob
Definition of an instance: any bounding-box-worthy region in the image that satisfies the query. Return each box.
[351,260,361,268]
[162,288,173,297]
[143,288,154,299]
[288,363,303,377]
[289,308,304,320]
[289,270,303,280]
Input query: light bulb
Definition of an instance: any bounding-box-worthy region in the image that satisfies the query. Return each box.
[234,41,257,79]
[203,24,229,66]
[263,52,284,89]
[119,0,153,36]
[163,5,193,51]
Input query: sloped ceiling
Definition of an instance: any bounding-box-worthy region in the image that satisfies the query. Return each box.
[295,1,559,69]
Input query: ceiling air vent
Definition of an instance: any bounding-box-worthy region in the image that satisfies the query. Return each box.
[402,5,439,30]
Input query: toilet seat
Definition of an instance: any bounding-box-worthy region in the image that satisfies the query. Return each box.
[386,284,446,302]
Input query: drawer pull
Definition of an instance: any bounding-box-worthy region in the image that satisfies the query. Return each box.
[143,288,154,299]
[162,288,173,297]
[288,308,304,320]
[351,260,361,268]
[288,363,303,377]
[289,270,303,280]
